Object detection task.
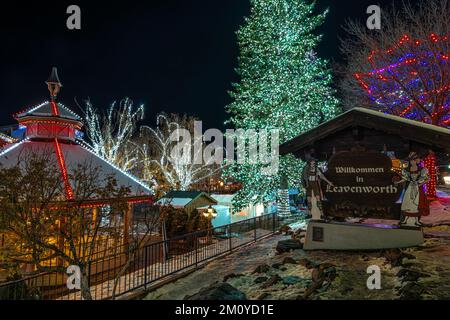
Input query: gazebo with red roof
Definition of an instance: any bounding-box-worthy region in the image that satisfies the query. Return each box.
[0,68,153,247]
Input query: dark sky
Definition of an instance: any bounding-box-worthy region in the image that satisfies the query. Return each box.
[0,0,418,130]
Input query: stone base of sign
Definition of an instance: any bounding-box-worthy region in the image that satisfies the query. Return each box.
[303,220,423,250]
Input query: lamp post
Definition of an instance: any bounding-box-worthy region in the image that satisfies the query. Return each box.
[202,205,217,244]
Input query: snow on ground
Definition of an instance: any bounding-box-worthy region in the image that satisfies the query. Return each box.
[143,233,400,300]
[143,193,450,300]
[144,236,280,300]
[349,189,450,227]
[144,232,450,300]
[421,190,450,226]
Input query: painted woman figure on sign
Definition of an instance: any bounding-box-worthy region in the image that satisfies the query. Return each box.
[302,158,334,221]
[396,152,430,227]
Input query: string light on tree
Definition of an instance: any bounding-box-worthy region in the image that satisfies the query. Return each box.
[354,33,449,198]
[277,175,291,217]
[83,98,144,173]
[423,152,437,199]
[224,0,340,211]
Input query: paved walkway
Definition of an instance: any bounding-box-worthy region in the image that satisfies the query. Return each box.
[60,228,273,300]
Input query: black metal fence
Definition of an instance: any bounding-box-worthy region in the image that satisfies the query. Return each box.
[0,213,283,300]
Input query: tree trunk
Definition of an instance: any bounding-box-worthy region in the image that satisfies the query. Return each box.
[80,270,92,300]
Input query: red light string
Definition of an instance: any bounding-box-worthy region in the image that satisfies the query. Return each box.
[54,138,74,200]
[424,153,437,199]
[51,101,60,116]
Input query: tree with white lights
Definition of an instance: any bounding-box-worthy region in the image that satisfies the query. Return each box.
[225,0,340,210]
[83,98,144,172]
[139,113,222,192]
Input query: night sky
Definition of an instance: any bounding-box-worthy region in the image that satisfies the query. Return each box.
[0,0,419,130]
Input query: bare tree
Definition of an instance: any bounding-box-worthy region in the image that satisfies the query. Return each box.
[138,113,222,192]
[83,98,144,171]
[111,204,162,300]
[340,0,449,126]
[0,149,131,300]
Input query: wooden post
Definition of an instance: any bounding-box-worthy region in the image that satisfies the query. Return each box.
[92,207,98,228]
[123,203,134,253]
[56,218,65,267]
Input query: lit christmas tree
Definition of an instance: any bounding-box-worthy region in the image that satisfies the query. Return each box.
[225,0,340,210]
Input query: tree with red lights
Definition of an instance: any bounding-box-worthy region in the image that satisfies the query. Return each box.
[340,0,449,197]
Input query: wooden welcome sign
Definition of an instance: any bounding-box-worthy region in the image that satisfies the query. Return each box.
[322,151,402,220]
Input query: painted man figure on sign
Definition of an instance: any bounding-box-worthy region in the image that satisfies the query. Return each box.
[396,152,430,227]
[302,158,334,221]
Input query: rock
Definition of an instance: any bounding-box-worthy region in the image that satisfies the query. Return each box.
[311,268,321,283]
[384,248,404,266]
[396,269,430,282]
[252,264,271,274]
[297,258,316,268]
[318,263,336,271]
[257,292,270,300]
[261,275,282,289]
[312,264,337,284]
[185,282,246,300]
[291,229,306,240]
[340,287,354,294]
[223,273,244,282]
[282,276,302,285]
[402,252,416,260]
[279,225,292,234]
[384,249,416,267]
[272,263,283,269]
[399,282,425,300]
[282,257,297,265]
[276,239,303,254]
[254,276,268,284]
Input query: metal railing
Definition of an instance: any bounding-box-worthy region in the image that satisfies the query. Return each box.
[0,213,284,300]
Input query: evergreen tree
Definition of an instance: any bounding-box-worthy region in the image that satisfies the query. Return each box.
[225,0,340,210]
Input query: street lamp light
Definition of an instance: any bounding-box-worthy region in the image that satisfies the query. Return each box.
[203,205,217,218]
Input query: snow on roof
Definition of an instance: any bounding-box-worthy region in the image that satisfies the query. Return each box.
[164,190,203,199]
[0,132,15,144]
[14,101,81,121]
[211,194,235,204]
[71,141,152,195]
[0,139,152,197]
[280,107,450,156]
[156,197,193,207]
[351,107,450,135]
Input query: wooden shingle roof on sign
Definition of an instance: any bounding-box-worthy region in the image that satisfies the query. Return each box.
[280,108,450,159]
